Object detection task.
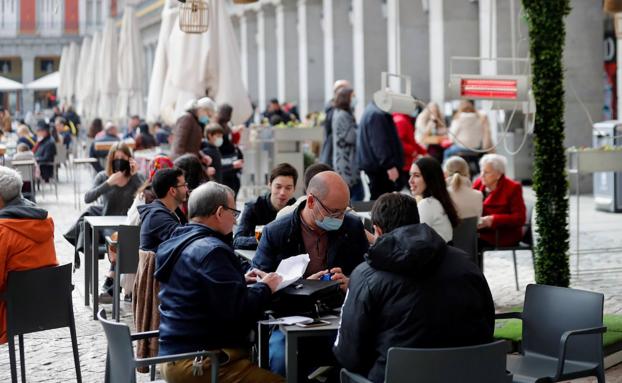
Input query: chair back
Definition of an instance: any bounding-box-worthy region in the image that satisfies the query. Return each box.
[522,201,534,245]
[452,216,478,263]
[385,341,512,383]
[522,284,604,365]
[4,264,74,336]
[351,200,375,212]
[117,225,140,274]
[98,309,138,383]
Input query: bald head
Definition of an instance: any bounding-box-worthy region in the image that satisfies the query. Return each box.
[307,171,349,205]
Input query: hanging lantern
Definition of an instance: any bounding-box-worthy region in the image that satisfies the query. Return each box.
[604,0,622,13]
[179,0,209,34]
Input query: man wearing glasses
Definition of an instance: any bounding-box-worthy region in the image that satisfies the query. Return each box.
[252,171,369,377]
[155,181,284,382]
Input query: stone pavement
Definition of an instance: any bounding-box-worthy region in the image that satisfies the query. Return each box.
[1,166,621,382]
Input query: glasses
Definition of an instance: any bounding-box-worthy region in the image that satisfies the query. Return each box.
[311,194,346,218]
[222,205,241,219]
[175,183,189,189]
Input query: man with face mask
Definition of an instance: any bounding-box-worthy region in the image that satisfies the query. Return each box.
[171,97,217,166]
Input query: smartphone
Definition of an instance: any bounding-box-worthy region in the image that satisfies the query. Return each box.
[295,320,331,328]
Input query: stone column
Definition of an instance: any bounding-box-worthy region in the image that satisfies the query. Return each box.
[22,54,35,113]
[352,0,387,117]
[257,3,278,112]
[275,0,299,104]
[323,0,353,102]
[240,10,259,106]
[79,0,87,35]
[297,0,324,117]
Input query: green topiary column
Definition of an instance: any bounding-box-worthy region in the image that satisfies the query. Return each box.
[522,0,571,286]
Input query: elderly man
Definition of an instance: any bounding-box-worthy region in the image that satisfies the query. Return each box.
[154,182,283,383]
[0,166,58,344]
[253,171,368,377]
[473,154,526,266]
[171,97,217,165]
[333,193,494,382]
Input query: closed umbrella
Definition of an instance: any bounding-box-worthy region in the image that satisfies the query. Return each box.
[147,0,252,124]
[66,42,80,106]
[57,46,69,104]
[75,36,92,116]
[116,6,145,119]
[98,18,119,120]
[84,32,101,119]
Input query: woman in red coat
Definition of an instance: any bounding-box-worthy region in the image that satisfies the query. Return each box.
[393,113,427,190]
[473,154,526,250]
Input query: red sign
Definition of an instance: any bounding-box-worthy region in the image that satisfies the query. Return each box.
[460,78,518,100]
[20,0,36,34]
[65,0,79,34]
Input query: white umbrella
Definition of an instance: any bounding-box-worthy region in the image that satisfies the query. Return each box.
[57,46,69,103]
[0,75,23,91]
[98,18,119,120]
[75,36,92,116]
[65,42,80,106]
[84,32,101,119]
[147,0,252,124]
[116,6,145,119]
[26,71,60,90]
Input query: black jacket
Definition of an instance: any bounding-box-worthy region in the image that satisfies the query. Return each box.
[333,224,495,383]
[252,201,368,275]
[320,102,334,166]
[137,200,184,252]
[201,141,223,183]
[155,223,272,356]
[34,136,57,181]
[356,101,404,174]
[233,193,296,250]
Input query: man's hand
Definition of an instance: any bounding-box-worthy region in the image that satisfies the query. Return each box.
[245,268,267,284]
[329,267,349,292]
[260,272,283,293]
[200,152,213,166]
[387,167,399,182]
[233,159,244,169]
[477,215,494,229]
[307,269,329,280]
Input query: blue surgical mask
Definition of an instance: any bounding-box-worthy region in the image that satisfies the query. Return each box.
[198,115,210,124]
[214,137,224,147]
[350,97,357,110]
[315,216,343,231]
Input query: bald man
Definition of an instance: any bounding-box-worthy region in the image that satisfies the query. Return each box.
[252,171,368,377]
[320,79,352,166]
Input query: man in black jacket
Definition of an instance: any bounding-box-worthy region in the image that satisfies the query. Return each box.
[33,121,57,182]
[333,193,495,383]
[233,163,298,250]
[137,168,187,252]
[356,101,404,199]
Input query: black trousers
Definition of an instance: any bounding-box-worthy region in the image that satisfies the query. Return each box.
[366,170,398,200]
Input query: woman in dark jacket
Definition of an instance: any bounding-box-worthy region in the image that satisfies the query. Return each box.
[33,121,57,182]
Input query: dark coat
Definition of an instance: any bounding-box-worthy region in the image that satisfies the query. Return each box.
[252,201,368,275]
[473,175,526,247]
[233,193,296,250]
[171,112,203,159]
[33,135,57,181]
[356,102,404,174]
[333,224,495,383]
[201,141,223,183]
[155,223,272,356]
[320,102,334,166]
[137,200,184,252]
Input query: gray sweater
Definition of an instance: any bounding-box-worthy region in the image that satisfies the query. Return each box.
[84,171,144,216]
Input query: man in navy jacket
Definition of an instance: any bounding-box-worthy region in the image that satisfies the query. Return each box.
[155,181,283,382]
[357,101,404,199]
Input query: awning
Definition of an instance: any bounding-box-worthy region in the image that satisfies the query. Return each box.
[26,71,60,90]
[0,75,24,91]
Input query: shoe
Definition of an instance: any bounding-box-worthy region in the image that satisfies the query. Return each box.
[123,293,132,303]
[98,291,113,304]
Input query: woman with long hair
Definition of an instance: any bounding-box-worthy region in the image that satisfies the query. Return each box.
[444,156,483,219]
[409,156,459,242]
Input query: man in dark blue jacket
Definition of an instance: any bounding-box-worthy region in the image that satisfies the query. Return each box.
[154,181,283,383]
[333,193,495,383]
[357,101,404,199]
[137,168,187,252]
[33,121,57,182]
[253,171,368,377]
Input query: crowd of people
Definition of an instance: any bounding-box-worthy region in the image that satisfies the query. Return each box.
[0,90,531,383]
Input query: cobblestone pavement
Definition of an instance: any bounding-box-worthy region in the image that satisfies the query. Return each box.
[1,167,621,382]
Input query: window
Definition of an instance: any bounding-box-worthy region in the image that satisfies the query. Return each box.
[0,60,11,74]
[40,59,54,73]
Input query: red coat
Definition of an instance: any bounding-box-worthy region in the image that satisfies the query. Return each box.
[393,113,427,172]
[473,175,526,247]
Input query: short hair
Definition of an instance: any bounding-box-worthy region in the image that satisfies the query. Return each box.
[17,124,31,136]
[104,121,117,132]
[303,163,332,192]
[188,181,234,219]
[55,116,66,125]
[0,166,23,203]
[196,97,218,112]
[152,168,184,199]
[105,142,133,176]
[16,143,30,152]
[270,98,279,104]
[218,103,233,122]
[333,87,354,111]
[130,115,140,120]
[479,153,507,174]
[204,123,224,138]
[371,193,420,234]
[270,163,298,187]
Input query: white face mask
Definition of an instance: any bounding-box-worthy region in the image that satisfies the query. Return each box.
[214,137,224,147]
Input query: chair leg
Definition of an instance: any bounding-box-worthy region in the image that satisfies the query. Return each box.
[512,250,519,291]
[113,264,120,322]
[19,335,26,383]
[69,309,83,383]
[8,336,18,383]
[211,353,219,383]
[150,365,156,381]
[595,366,606,383]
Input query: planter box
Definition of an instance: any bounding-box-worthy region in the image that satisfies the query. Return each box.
[567,150,622,173]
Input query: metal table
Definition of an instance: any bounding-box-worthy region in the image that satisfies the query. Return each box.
[83,215,127,320]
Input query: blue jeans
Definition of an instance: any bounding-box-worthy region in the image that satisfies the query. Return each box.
[269,329,286,376]
[443,144,476,162]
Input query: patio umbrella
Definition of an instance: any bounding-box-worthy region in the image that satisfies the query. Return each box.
[75,36,92,116]
[116,6,145,119]
[98,18,119,120]
[0,75,24,91]
[66,42,80,106]
[146,0,252,124]
[84,32,101,119]
[57,46,69,103]
[26,71,60,90]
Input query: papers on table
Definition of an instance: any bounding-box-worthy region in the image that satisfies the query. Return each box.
[274,253,310,291]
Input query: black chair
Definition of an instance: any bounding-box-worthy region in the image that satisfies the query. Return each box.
[483,201,534,290]
[340,340,512,383]
[452,216,478,264]
[496,284,606,382]
[108,225,140,321]
[351,200,375,212]
[98,309,220,383]
[0,264,81,383]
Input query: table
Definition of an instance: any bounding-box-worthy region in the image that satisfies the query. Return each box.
[234,249,256,262]
[258,315,340,383]
[84,215,128,320]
